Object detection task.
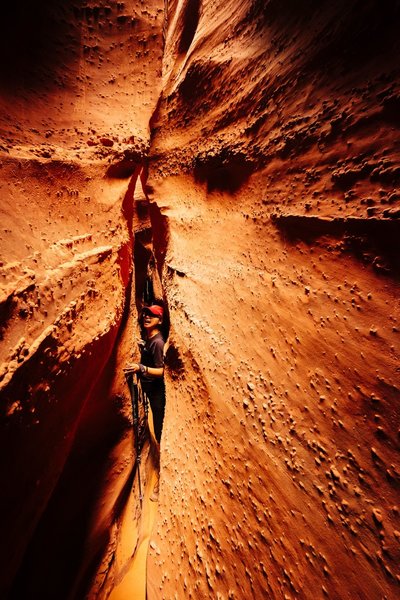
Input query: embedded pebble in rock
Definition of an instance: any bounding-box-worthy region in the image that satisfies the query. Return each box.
[0,1,399,600]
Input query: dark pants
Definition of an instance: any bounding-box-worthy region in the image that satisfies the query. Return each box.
[141,380,166,444]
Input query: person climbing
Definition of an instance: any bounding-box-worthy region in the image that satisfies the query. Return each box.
[125,304,166,502]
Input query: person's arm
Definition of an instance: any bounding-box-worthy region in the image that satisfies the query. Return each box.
[124,363,141,374]
[124,363,164,377]
[146,365,164,378]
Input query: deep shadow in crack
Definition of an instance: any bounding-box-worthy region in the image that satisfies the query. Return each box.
[0,0,82,91]
[178,0,201,55]
[272,214,400,276]
[194,152,255,193]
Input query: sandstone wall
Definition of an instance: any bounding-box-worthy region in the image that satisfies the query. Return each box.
[0,1,399,599]
[145,1,400,598]
[0,1,164,597]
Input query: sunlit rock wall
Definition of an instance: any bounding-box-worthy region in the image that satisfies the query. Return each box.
[0,1,164,597]
[146,1,400,598]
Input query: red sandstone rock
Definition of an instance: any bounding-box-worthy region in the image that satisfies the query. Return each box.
[0,1,399,599]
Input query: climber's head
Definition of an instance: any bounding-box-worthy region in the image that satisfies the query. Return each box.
[141,305,163,331]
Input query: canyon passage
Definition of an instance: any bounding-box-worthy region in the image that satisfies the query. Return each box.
[0,1,399,599]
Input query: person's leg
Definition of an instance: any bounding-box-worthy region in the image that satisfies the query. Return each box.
[146,383,165,501]
[148,385,166,444]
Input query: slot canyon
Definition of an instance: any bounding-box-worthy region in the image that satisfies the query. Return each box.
[0,0,399,598]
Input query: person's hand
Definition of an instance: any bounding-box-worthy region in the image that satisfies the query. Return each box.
[124,363,140,374]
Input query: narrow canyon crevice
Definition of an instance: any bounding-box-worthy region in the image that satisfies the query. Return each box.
[1,1,400,599]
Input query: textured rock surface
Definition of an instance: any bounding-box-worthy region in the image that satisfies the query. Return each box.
[146,1,400,598]
[1,0,400,599]
[0,1,164,597]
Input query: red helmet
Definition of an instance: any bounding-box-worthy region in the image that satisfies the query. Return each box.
[142,305,164,317]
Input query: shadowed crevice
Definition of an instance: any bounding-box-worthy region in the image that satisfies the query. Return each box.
[178,0,201,55]
[0,1,82,91]
[272,213,400,275]
[194,151,255,193]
